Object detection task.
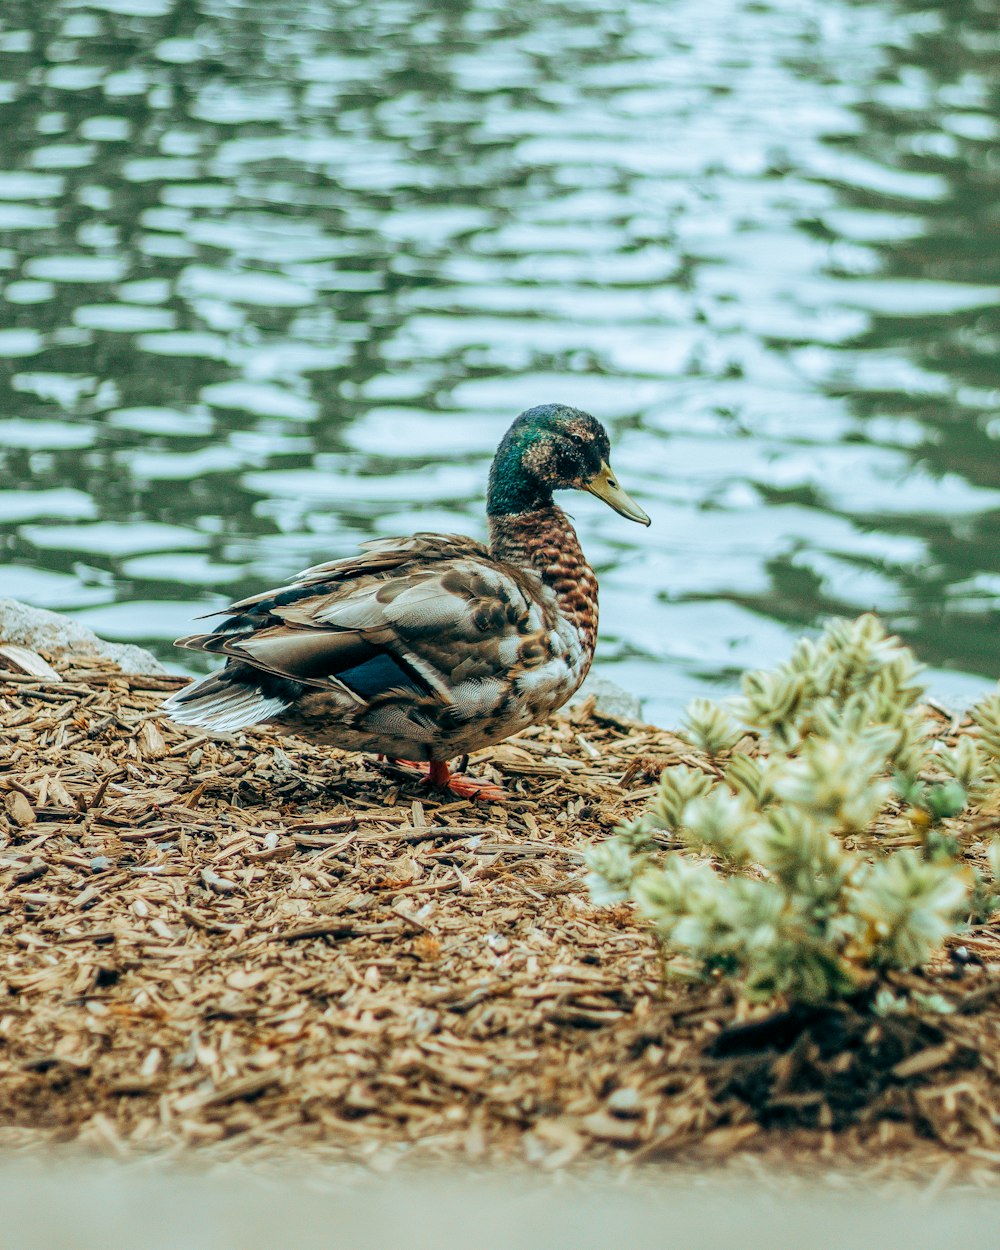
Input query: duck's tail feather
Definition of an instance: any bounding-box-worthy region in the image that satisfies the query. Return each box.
[162,665,297,734]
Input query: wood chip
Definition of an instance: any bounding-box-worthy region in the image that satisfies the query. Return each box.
[199,1072,285,1108]
[892,1044,956,1080]
[0,645,62,681]
[580,1112,644,1144]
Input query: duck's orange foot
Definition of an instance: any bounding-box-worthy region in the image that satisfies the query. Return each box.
[426,759,506,801]
[386,758,505,802]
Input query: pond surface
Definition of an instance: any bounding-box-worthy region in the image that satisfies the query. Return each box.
[0,0,998,721]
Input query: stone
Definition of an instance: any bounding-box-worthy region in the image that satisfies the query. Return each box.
[0,598,166,676]
[570,673,643,725]
[5,791,36,828]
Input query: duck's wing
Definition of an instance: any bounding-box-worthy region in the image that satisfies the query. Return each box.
[207,533,491,615]
[164,534,560,734]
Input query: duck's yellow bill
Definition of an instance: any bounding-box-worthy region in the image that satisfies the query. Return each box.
[584,462,650,526]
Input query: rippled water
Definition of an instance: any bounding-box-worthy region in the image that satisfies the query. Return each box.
[1,0,998,722]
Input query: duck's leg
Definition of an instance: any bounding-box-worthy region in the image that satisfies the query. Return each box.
[381,756,505,801]
[426,758,505,801]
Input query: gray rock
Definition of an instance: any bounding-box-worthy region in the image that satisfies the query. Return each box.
[0,598,167,675]
[570,673,643,725]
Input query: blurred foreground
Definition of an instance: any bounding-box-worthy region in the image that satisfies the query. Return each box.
[0,1160,998,1250]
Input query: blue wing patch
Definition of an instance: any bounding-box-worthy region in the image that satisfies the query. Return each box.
[337,653,425,699]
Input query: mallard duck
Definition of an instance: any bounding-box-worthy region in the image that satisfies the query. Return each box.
[162,404,650,798]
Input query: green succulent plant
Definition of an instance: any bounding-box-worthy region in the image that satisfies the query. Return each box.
[587,614,1000,1006]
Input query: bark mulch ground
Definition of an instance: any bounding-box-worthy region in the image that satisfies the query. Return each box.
[1,648,999,1185]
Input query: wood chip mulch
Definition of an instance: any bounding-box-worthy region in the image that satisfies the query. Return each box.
[2,649,1000,1185]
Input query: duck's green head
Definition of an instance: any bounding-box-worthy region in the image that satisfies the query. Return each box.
[487,404,650,525]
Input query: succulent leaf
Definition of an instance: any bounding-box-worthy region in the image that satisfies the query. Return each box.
[648,764,715,832]
[679,698,743,757]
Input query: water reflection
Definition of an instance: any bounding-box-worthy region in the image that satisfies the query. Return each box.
[0,0,997,721]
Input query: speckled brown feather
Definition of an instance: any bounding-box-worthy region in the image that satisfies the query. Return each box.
[488,506,599,658]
